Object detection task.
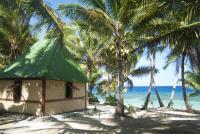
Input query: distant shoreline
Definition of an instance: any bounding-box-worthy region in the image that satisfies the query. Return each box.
[130,86,182,87]
[94,86,200,110]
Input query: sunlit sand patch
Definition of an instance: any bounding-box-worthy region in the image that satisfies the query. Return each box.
[164,117,199,121]
[1,105,200,134]
[161,111,199,117]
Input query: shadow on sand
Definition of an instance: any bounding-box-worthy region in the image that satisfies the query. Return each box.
[0,108,200,134]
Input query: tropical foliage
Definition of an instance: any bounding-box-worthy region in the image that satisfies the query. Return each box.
[0,0,200,116]
[59,0,167,116]
[0,0,36,65]
[186,71,200,97]
[146,0,200,112]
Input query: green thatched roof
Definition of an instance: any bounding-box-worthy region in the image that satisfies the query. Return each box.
[0,38,88,82]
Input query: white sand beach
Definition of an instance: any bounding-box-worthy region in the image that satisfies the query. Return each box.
[0,104,200,134]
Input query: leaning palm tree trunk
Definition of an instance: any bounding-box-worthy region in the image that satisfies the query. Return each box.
[141,72,153,110]
[153,78,164,107]
[141,56,154,110]
[181,50,192,112]
[167,78,178,107]
[152,53,164,107]
[167,88,175,108]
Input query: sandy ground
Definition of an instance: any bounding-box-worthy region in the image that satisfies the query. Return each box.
[0,105,200,134]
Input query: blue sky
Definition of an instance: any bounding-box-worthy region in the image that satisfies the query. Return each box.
[43,0,181,86]
[45,0,79,8]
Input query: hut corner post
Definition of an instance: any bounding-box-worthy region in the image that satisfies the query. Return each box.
[85,83,87,110]
[41,78,46,116]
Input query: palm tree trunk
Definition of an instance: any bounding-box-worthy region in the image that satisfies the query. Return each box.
[115,41,124,117]
[87,59,93,93]
[86,70,92,92]
[115,58,125,116]
[167,88,175,107]
[10,37,18,61]
[153,78,164,107]
[167,78,178,107]
[87,36,93,93]
[151,53,164,107]
[181,50,192,112]
[141,55,153,110]
[141,83,152,110]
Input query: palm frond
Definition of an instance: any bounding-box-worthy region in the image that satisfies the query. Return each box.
[104,0,121,19]
[21,0,64,38]
[130,66,158,77]
[80,0,106,11]
[188,90,200,97]
[186,0,200,23]
[133,2,166,27]
[59,4,115,37]
[148,21,200,45]
[185,71,200,91]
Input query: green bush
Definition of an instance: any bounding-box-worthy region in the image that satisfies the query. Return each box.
[105,95,117,106]
[88,92,99,104]
[126,105,136,114]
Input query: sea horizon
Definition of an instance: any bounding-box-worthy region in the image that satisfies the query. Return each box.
[94,86,200,110]
[130,85,182,87]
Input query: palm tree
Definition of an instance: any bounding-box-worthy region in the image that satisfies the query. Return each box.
[141,52,164,109]
[0,0,67,64]
[144,0,200,112]
[64,28,103,93]
[21,0,65,38]
[59,0,165,116]
[185,45,200,100]
[0,0,35,63]
[185,70,200,97]
[161,43,197,111]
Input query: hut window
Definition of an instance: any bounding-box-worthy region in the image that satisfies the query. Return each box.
[65,82,73,98]
[13,80,22,103]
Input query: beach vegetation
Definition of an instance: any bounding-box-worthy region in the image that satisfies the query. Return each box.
[88,92,99,104]
[0,0,199,116]
[105,94,117,106]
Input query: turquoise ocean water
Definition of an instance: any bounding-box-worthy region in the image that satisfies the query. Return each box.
[94,86,200,110]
